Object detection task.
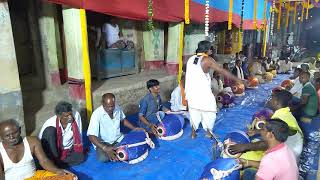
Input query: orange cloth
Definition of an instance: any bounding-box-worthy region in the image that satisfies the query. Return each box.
[25,170,73,180]
[180,83,187,106]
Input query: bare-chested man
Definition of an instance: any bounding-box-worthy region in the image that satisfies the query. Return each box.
[0,119,76,180]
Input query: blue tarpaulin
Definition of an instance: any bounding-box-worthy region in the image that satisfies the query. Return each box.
[71,75,288,180]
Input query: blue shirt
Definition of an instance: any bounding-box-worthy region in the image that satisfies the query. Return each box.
[87,105,125,147]
[139,92,163,121]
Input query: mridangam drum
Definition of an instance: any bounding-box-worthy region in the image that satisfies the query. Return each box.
[199,158,242,180]
[156,113,185,140]
[116,130,155,164]
[222,130,250,158]
[217,92,235,106]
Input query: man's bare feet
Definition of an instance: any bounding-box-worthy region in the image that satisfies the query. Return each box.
[205,130,213,138]
[191,128,197,139]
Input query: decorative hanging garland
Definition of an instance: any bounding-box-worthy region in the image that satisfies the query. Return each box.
[270,0,276,47]
[205,0,210,37]
[147,0,154,30]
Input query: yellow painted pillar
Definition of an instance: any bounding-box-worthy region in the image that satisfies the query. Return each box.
[79,9,93,119]
[277,0,283,30]
[178,22,184,82]
[228,0,233,30]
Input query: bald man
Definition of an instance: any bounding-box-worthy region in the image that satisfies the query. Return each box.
[87,93,144,162]
[0,119,76,180]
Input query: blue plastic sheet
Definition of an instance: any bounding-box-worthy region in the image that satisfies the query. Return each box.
[71,75,288,180]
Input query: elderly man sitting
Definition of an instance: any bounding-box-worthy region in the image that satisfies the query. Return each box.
[0,119,76,180]
[39,101,85,167]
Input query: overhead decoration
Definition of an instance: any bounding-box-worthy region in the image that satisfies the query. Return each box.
[228,0,233,30]
[239,0,245,50]
[185,0,190,24]
[262,0,267,31]
[253,0,257,29]
[301,2,305,22]
[306,0,310,20]
[293,1,297,25]
[277,0,282,30]
[285,2,290,29]
[205,0,210,37]
[270,0,276,47]
[147,0,154,30]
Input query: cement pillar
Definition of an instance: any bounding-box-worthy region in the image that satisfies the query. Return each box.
[166,23,183,75]
[38,2,63,88]
[143,22,165,70]
[62,7,86,106]
[0,1,25,135]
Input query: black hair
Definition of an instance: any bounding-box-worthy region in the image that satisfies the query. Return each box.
[147,79,160,89]
[265,119,289,142]
[315,77,320,84]
[196,40,212,54]
[272,89,292,107]
[294,68,302,73]
[300,71,311,78]
[55,101,72,115]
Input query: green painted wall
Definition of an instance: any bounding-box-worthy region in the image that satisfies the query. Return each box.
[183,24,205,56]
[166,23,183,63]
[143,22,164,61]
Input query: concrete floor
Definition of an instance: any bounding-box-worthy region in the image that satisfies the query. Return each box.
[22,70,177,135]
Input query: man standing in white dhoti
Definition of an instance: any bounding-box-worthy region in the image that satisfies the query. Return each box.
[185,41,241,138]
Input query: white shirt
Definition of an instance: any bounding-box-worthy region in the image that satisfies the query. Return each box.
[211,78,224,96]
[170,86,187,112]
[102,23,120,47]
[251,62,263,75]
[185,55,217,112]
[38,111,82,150]
[278,60,293,73]
[290,77,303,98]
[87,105,125,147]
[0,138,36,180]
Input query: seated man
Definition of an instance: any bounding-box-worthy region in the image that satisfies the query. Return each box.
[87,93,142,162]
[170,75,189,119]
[229,90,303,160]
[299,71,319,121]
[102,18,134,49]
[232,60,246,80]
[289,68,303,98]
[139,79,170,135]
[249,57,264,83]
[211,72,224,96]
[262,57,276,72]
[240,119,298,180]
[39,101,85,167]
[0,119,76,180]
[277,57,293,74]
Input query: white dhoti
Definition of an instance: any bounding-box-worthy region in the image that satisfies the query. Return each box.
[189,108,216,132]
[285,132,303,161]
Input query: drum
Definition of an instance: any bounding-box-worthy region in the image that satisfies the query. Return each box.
[116,130,155,164]
[263,72,273,82]
[252,109,273,130]
[217,92,235,106]
[199,158,242,180]
[222,130,250,158]
[281,80,294,90]
[247,76,259,89]
[232,83,245,96]
[157,114,185,140]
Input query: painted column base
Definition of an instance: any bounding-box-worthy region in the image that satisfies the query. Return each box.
[165,63,179,75]
[144,60,164,71]
[68,78,86,101]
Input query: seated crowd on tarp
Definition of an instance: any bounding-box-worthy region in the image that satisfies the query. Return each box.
[2,40,320,180]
